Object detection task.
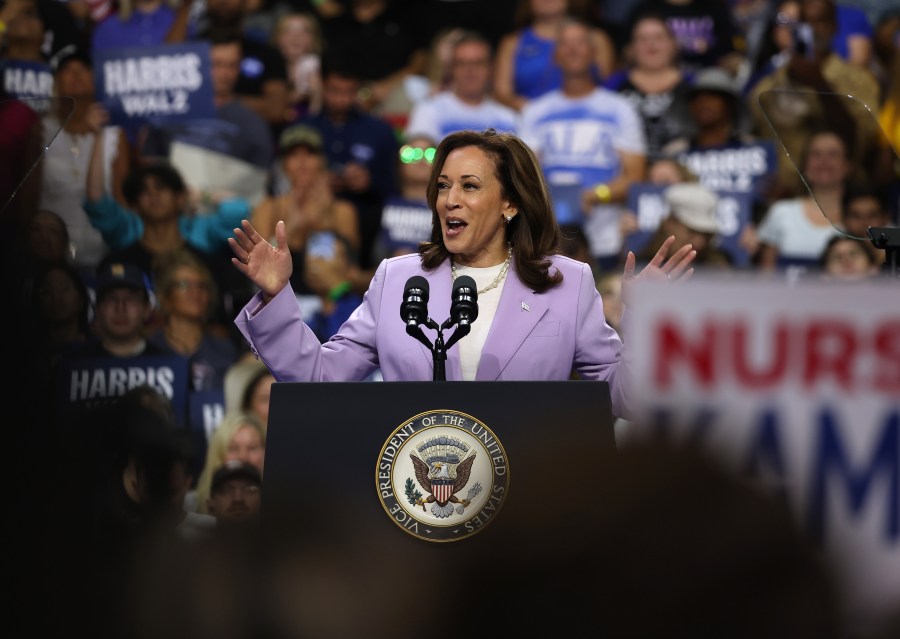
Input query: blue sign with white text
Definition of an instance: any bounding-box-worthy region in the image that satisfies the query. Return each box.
[94,42,215,126]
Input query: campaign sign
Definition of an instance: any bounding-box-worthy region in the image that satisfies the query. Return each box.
[625,183,752,267]
[379,196,432,253]
[674,141,778,196]
[626,276,900,633]
[94,42,215,126]
[1,60,53,113]
[59,354,189,425]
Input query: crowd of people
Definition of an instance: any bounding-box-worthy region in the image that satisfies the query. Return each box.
[2,0,899,636]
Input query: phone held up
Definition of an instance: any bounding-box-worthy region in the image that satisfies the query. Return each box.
[307,231,337,260]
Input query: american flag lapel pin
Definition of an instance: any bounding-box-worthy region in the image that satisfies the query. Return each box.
[521,301,530,312]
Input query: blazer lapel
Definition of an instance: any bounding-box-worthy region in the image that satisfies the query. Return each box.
[475,265,548,381]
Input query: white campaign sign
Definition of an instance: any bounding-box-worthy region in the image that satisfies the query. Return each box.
[626,275,900,633]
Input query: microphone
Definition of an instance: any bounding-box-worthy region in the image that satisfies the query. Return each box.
[443,276,478,351]
[450,275,479,328]
[401,275,429,328]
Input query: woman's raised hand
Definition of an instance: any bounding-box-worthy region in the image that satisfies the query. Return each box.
[229,219,293,302]
[621,235,696,305]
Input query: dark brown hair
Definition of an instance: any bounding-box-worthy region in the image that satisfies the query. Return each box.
[420,129,563,293]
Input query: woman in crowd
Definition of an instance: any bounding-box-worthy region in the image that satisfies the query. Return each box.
[251,125,360,296]
[755,129,848,271]
[189,410,267,514]
[228,129,695,420]
[148,248,237,392]
[603,13,692,158]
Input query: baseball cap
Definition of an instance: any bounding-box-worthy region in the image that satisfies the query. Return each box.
[211,460,263,494]
[95,261,151,300]
[278,125,323,155]
[50,46,93,74]
[665,183,720,234]
[686,67,739,101]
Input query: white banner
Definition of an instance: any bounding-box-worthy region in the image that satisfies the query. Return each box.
[626,275,900,632]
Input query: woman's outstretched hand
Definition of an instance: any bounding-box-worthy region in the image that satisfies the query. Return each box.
[621,235,696,305]
[229,219,292,302]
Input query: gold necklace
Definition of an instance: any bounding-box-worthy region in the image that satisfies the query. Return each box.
[451,244,512,295]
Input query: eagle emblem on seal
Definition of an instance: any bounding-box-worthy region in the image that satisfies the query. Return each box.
[409,436,477,518]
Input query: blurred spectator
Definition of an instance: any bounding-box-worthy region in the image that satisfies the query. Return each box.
[294,60,398,270]
[223,358,275,426]
[748,0,880,194]
[742,0,799,97]
[755,129,846,271]
[91,0,178,50]
[832,2,874,68]
[636,181,731,269]
[273,11,323,120]
[302,231,363,343]
[27,259,92,386]
[190,410,266,514]
[818,234,879,281]
[148,248,237,390]
[404,31,518,143]
[626,0,742,74]
[253,124,362,299]
[318,0,429,123]
[841,184,892,267]
[72,261,165,358]
[493,0,615,112]
[373,133,435,261]
[558,223,593,266]
[603,13,692,159]
[1,0,88,60]
[0,0,53,113]
[141,30,274,182]
[205,459,262,527]
[39,51,131,273]
[520,18,646,272]
[24,208,72,264]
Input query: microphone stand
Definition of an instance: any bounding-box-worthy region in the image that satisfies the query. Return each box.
[407,317,470,381]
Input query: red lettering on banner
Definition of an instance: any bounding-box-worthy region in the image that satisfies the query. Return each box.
[803,321,856,389]
[653,317,898,392]
[732,320,790,389]
[654,319,715,388]
[873,321,900,393]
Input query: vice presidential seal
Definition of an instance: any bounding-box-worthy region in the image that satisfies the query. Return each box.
[376,410,510,542]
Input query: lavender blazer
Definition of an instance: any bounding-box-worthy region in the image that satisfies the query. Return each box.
[235,253,632,417]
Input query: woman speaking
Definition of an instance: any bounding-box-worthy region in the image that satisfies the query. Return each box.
[228,129,695,419]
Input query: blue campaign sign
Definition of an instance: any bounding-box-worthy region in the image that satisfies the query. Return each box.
[94,42,215,126]
[380,196,433,253]
[58,354,189,425]
[625,183,753,267]
[1,59,53,113]
[675,141,778,197]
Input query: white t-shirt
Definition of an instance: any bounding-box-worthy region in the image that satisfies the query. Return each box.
[757,198,840,261]
[519,88,646,257]
[405,92,519,142]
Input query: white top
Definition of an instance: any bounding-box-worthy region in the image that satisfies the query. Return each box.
[405,92,519,142]
[452,261,508,381]
[756,198,840,261]
[39,116,119,269]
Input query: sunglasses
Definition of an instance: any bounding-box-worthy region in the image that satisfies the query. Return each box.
[400,145,436,164]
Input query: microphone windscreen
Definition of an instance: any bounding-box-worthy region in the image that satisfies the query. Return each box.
[452,275,477,301]
[405,275,429,301]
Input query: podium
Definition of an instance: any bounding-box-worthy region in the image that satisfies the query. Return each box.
[257,380,615,636]
[262,380,615,545]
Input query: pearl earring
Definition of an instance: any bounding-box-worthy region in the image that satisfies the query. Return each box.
[505,214,512,223]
